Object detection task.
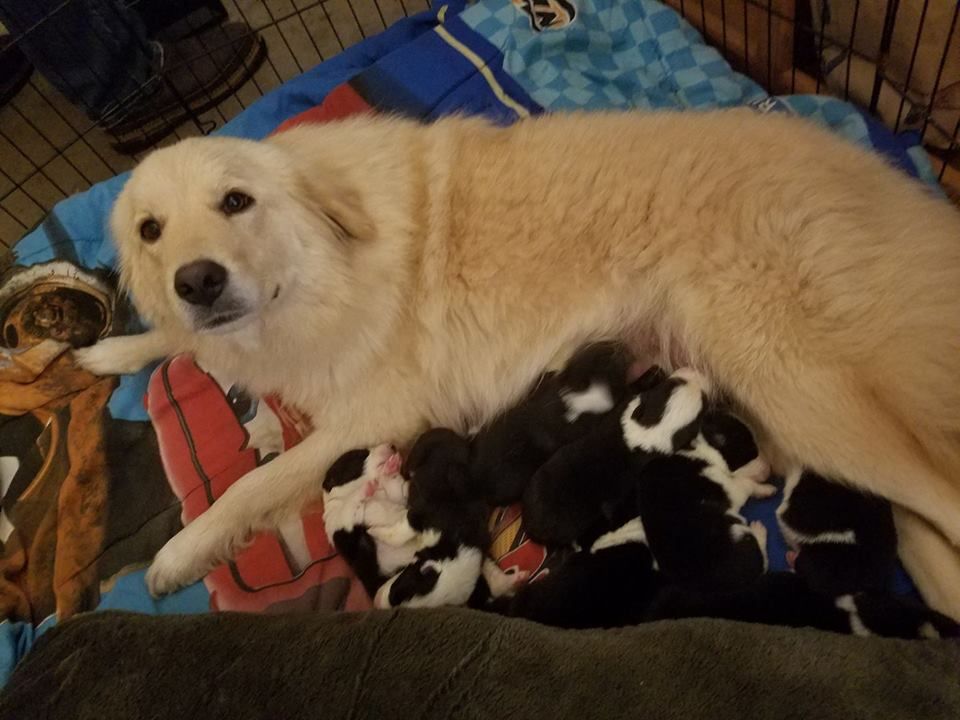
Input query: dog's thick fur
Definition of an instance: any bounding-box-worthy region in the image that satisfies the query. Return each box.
[75,111,960,618]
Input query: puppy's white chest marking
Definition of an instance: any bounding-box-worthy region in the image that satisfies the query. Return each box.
[562,382,615,423]
[781,525,857,547]
[679,437,752,512]
[835,595,872,637]
[590,517,648,553]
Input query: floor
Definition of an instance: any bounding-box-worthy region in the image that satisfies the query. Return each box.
[0,0,429,265]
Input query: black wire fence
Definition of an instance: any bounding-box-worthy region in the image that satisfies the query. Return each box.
[1,0,957,258]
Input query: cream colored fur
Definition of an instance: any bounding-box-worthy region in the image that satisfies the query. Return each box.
[75,111,960,618]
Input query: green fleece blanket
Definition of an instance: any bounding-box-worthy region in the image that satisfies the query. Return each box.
[1,609,957,720]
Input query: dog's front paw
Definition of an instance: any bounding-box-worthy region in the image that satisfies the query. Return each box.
[74,336,149,376]
[146,529,214,597]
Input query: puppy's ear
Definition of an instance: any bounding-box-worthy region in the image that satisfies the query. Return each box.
[629,365,668,394]
[295,171,375,242]
[448,466,475,499]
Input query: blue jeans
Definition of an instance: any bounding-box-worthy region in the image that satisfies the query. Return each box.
[0,0,157,120]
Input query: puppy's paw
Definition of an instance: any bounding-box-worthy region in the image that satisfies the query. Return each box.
[734,456,772,486]
[146,529,214,597]
[368,520,418,547]
[749,520,768,548]
[751,482,778,499]
[504,569,531,593]
[482,560,529,597]
[74,336,149,376]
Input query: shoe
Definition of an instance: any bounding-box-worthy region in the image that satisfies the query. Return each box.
[100,21,266,154]
[0,36,33,107]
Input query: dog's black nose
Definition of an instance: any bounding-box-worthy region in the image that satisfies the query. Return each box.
[174,260,228,306]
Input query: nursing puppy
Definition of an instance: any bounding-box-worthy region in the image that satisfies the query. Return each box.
[522,367,710,546]
[322,444,414,597]
[373,429,523,609]
[495,394,770,626]
[471,341,632,506]
[488,535,661,629]
[637,410,776,592]
[777,469,898,596]
[77,111,960,618]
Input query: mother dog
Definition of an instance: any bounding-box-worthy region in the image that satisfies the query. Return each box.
[76,111,960,618]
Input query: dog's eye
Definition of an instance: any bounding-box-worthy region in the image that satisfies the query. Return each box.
[221,190,254,215]
[139,219,162,243]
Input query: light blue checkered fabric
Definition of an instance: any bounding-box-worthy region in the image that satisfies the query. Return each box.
[462,0,767,111]
[460,0,939,185]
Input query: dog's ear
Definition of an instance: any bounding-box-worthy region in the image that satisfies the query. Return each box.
[294,170,375,242]
[324,448,371,490]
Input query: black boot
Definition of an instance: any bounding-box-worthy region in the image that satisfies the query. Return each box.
[99,21,267,154]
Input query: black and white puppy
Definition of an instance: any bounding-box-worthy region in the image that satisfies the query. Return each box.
[488,535,661,629]
[648,571,960,640]
[470,341,632,506]
[636,409,776,592]
[322,444,416,598]
[486,368,702,628]
[521,367,712,547]
[777,469,897,596]
[373,429,523,609]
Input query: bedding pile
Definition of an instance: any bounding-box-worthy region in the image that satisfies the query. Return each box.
[2,609,960,720]
[0,0,947,688]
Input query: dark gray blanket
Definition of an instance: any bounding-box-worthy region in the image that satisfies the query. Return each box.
[2,609,958,720]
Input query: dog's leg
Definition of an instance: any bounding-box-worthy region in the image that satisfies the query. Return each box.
[146,392,427,596]
[894,508,960,621]
[735,365,960,616]
[73,329,176,375]
[146,427,372,596]
[738,366,960,546]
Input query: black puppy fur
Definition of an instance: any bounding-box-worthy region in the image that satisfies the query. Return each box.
[489,541,661,629]
[404,428,489,548]
[470,341,631,506]
[521,415,638,547]
[637,410,771,593]
[492,408,767,628]
[777,469,897,596]
[492,369,711,629]
[521,367,709,547]
[647,571,960,640]
[376,429,493,609]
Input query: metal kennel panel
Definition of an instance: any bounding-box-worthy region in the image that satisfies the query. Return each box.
[666,0,959,196]
[0,0,957,260]
[0,0,429,257]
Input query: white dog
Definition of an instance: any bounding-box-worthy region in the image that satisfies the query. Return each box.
[75,111,960,619]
